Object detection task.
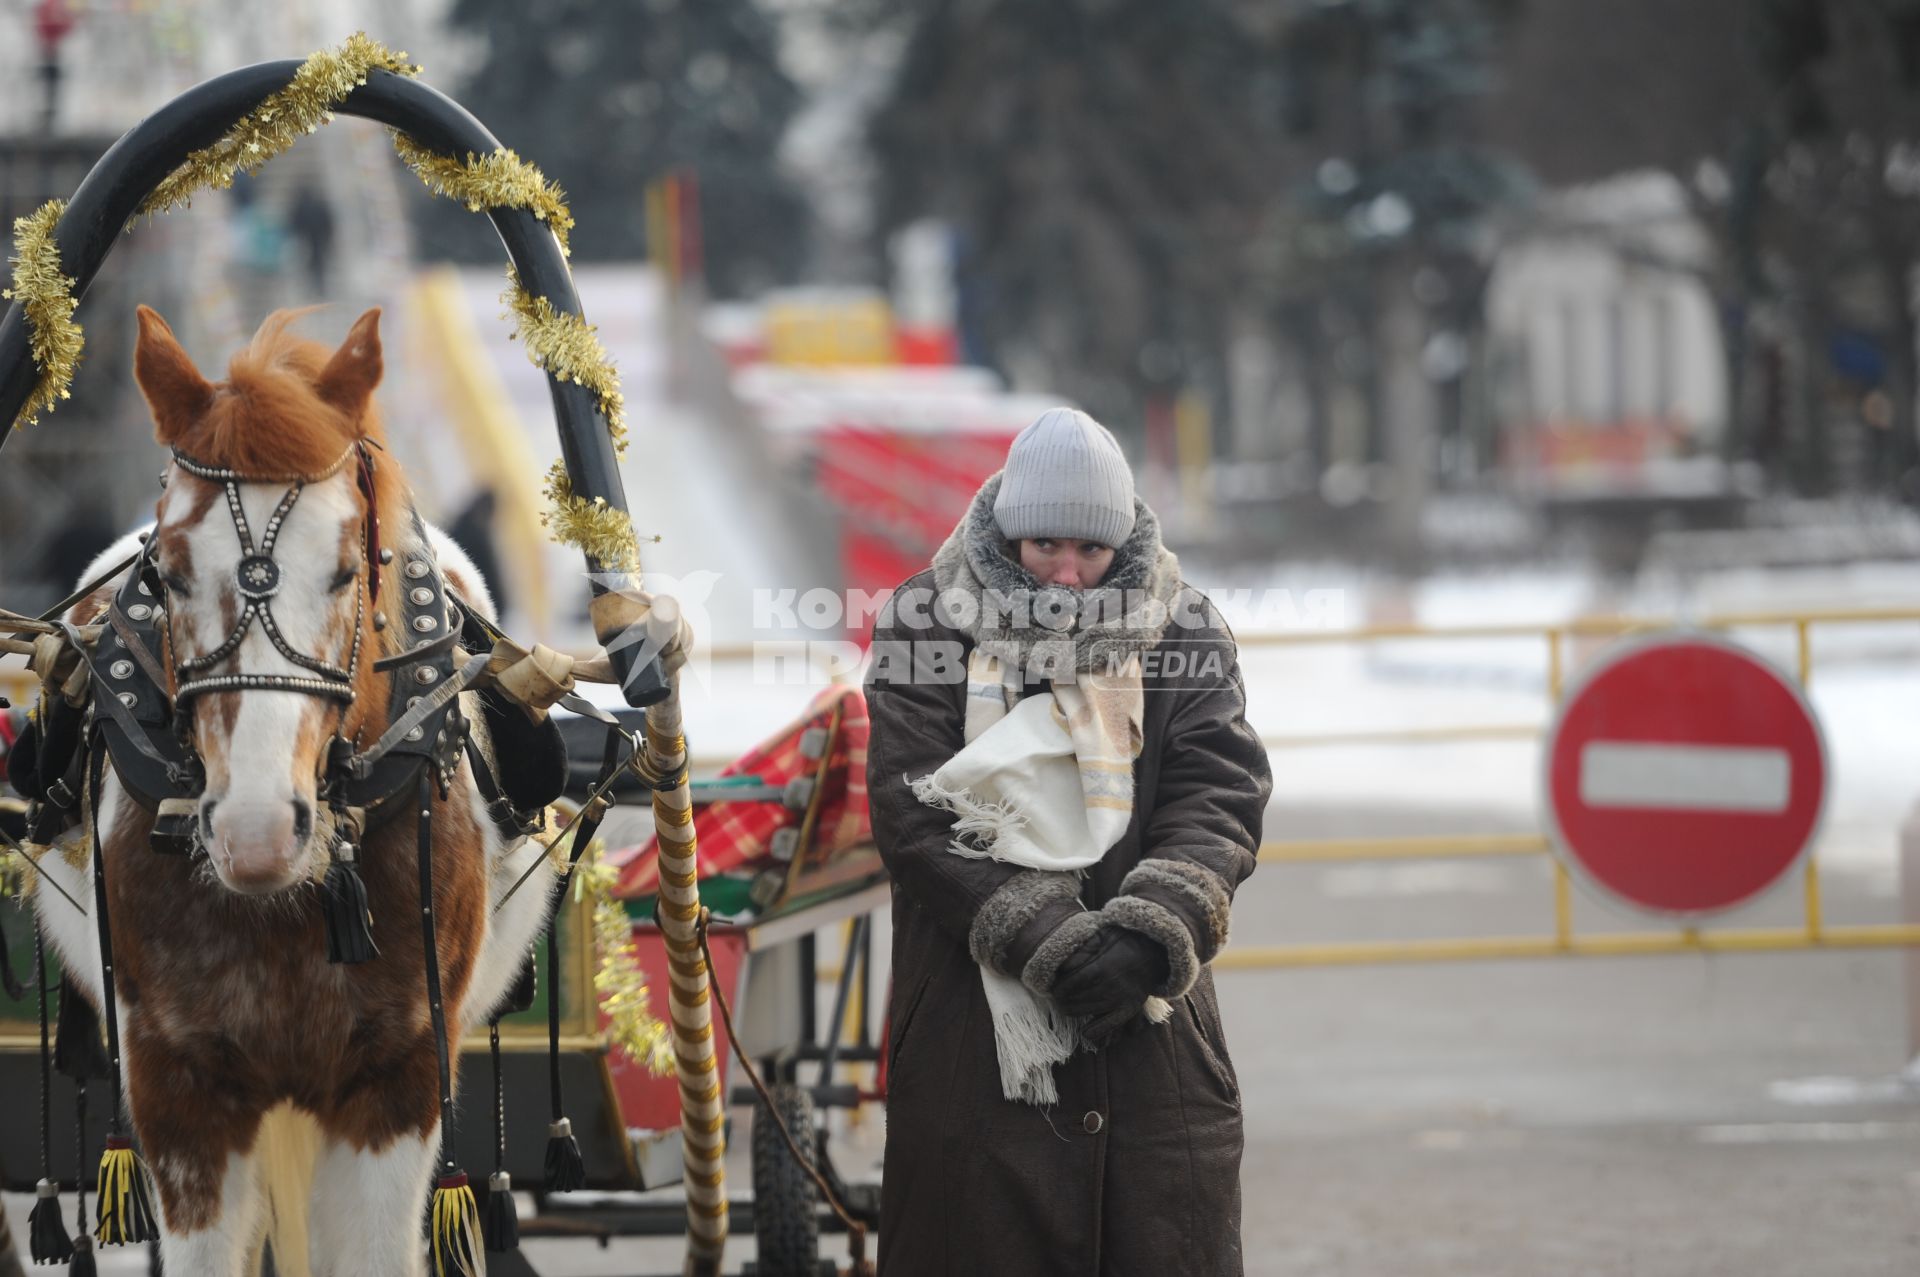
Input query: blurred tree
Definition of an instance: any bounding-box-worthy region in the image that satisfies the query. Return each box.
[1257,0,1530,508]
[1485,0,1920,498]
[868,0,1275,433]
[418,0,808,298]
[1746,0,1920,495]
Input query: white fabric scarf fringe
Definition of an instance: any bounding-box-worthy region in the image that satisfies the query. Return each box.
[911,648,1169,1105]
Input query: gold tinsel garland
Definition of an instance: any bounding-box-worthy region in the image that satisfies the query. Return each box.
[139,34,420,217]
[391,134,575,256]
[4,201,83,429]
[505,271,629,457]
[576,837,674,1075]
[3,28,635,549]
[541,459,655,575]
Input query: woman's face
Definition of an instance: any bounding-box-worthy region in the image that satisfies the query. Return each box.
[1017,537,1115,588]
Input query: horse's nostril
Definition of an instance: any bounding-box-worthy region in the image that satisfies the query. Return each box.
[292,800,313,842]
[199,799,218,837]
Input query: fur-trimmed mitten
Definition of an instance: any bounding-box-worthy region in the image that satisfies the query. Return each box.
[1046,928,1169,1019]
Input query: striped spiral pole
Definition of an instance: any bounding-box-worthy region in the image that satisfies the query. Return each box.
[643,694,728,1275]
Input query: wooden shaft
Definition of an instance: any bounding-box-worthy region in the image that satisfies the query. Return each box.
[644,693,728,1267]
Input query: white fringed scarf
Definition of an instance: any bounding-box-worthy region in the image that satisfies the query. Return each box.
[912,648,1170,1104]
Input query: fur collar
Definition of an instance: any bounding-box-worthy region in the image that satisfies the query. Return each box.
[930,472,1182,675]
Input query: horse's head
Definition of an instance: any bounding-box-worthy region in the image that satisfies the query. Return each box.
[134,306,401,895]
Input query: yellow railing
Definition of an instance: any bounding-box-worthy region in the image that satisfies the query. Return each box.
[1221,603,1920,968]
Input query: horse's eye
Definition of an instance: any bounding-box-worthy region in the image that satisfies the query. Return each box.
[160,573,191,598]
[329,565,358,594]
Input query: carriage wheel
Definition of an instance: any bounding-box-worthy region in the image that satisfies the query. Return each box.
[750,1081,820,1275]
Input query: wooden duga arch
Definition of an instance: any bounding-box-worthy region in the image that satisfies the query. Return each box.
[0,54,734,1275]
[0,59,668,707]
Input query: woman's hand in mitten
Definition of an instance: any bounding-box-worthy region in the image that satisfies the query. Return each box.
[1047,927,1170,1020]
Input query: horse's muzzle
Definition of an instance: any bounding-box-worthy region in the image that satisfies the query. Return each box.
[204,797,313,894]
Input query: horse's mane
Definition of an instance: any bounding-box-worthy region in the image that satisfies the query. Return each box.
[171,309,388,478]
[155,308,413,666]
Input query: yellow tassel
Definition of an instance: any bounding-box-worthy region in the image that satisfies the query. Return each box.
[94,1137,158,1245]
[430,1172,484,1277]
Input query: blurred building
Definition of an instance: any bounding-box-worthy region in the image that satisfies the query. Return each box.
[1486,172,1730,499]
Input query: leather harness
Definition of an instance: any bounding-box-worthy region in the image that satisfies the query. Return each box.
[37,441,551,855]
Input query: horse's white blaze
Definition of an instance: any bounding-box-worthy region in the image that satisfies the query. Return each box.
[183,473,359,810]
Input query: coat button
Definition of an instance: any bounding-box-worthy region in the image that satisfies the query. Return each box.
[1083,1111,1104,1135]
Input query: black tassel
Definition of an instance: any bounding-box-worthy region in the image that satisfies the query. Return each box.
[504,952,537,1015]
[66,1236,95,1277]
[34,919,70,1266]
[31,1179,74,1264]
[53,980,109,1083]
[486,1019,515,1255]
[321,848,378,965]
[0,907,25,999]
[544,1118,585,1192]
[483,1171,519,1253]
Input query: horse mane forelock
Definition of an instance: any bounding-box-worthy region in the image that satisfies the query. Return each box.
[166,310,384,472]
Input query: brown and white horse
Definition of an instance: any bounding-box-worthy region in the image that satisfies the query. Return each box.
[31,307,554,1276]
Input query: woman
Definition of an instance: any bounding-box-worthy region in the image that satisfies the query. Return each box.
[866,407,1272,1275]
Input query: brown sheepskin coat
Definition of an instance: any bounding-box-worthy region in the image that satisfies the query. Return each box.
[867,485,1271,1276]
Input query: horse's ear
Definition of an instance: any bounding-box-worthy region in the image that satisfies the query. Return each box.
[133,305,213,444]
[317,308,383,425]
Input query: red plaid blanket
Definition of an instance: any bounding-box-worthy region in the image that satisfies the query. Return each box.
[611,684,872,899]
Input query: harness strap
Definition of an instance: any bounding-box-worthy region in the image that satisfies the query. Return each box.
[544,726,626,1192]
[463,735,540,841]
[356,444,382,607]
[344,651,490,780]
[105,606,170,693]
[172,443,358,486]
[555,690,622,726]
[416,770,458,1169]
[55,622,187,784]
[84,747,129,1141]
[372,626,460,672]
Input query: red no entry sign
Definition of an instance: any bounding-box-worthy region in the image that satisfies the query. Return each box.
[1542,634,1828,916]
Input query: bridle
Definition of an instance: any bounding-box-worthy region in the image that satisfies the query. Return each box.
[89,437,470,842]
[169,442,366,709]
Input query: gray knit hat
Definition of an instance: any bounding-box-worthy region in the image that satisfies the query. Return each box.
[992,408,1137,547]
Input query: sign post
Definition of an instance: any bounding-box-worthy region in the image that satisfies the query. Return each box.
[1542,634,1828,917]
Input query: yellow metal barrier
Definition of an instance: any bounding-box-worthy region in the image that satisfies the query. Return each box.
[1232,604,1920,967]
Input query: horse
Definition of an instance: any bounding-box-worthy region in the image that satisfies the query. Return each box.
[27,305,556,1276]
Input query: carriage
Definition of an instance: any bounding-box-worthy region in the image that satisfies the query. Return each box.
[0,36,881,1277]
